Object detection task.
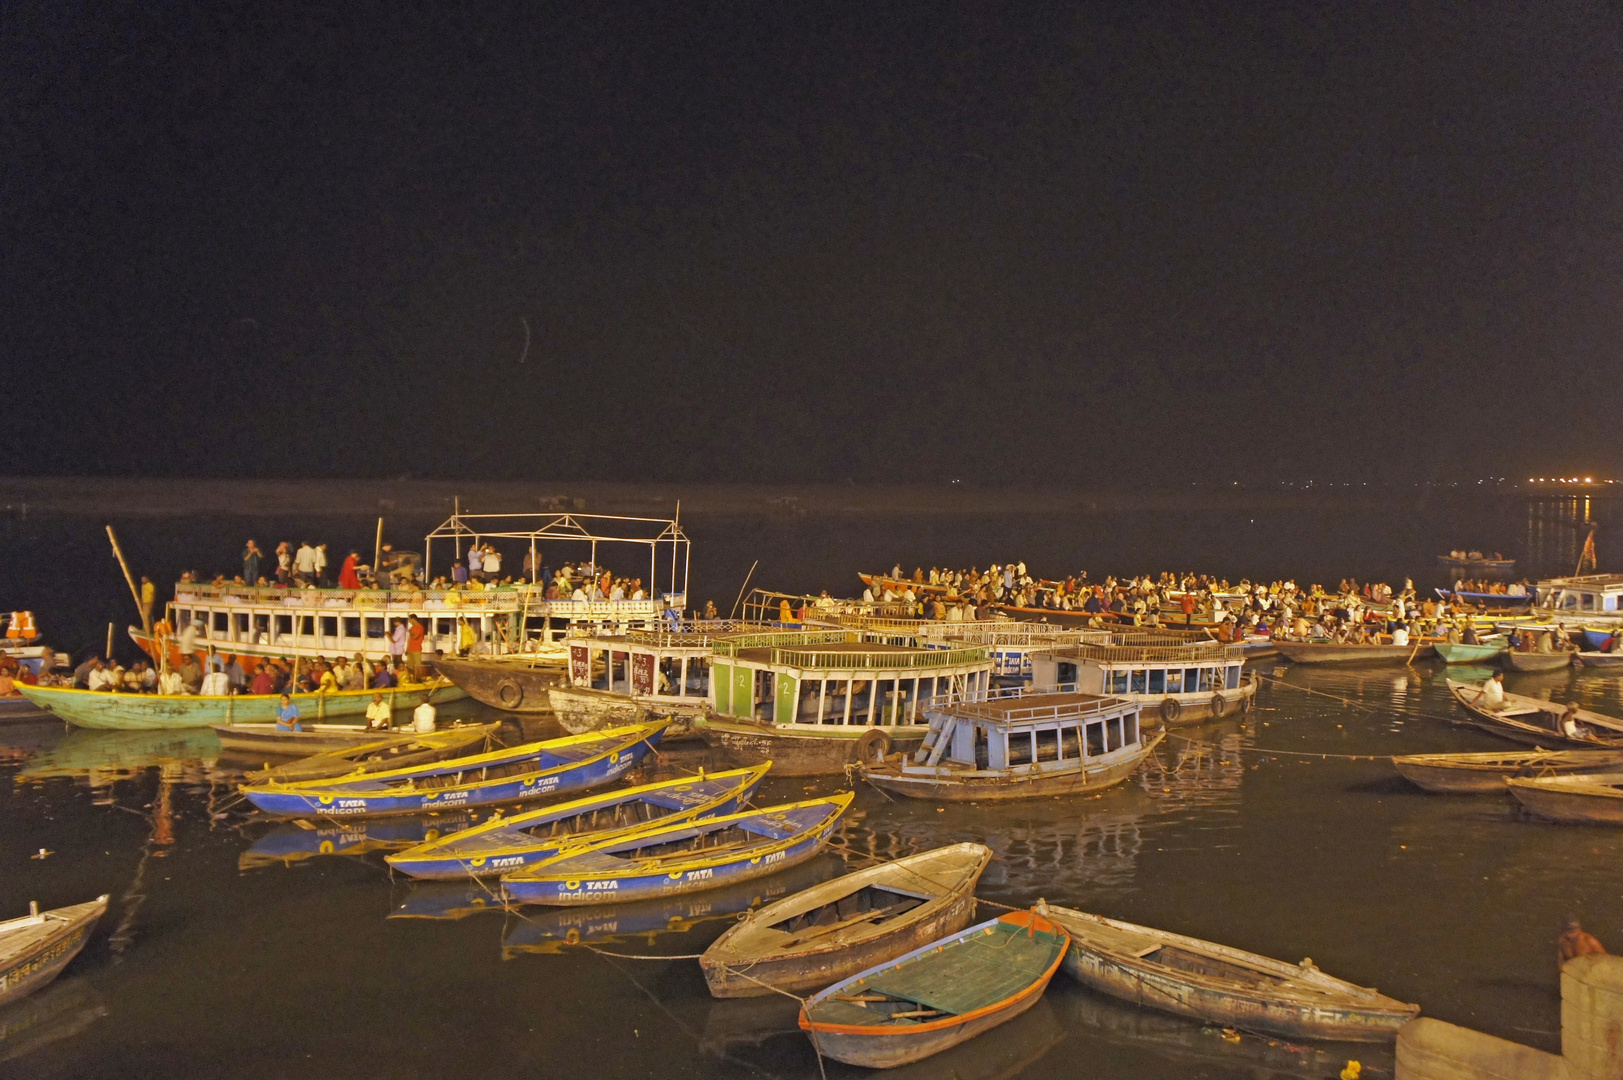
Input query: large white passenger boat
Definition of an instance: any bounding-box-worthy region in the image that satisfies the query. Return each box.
[132,510,689,672]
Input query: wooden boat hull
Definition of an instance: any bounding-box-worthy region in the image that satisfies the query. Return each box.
[799,910,1069,1069]
[241,723,501,784]
[549,684,703,740]
[695,717,925,777]
[211,724,409,754]
[1501,650,1573,672]
[1576,652,1623,669]
[431,656,559,714]
[0,896,109,1008]
[1445,680,1623,749]
[1433,642,1508,665]
[1506,774,1623,824]
[1041,904,1418,1042]
[1275,642,1435,666]
[1438,589,1533,610]
[701,843,992,998]
[863,732,1163,802]
[1393,750,1623,794]
[15,680,465,731]
[1151,679,1258,726]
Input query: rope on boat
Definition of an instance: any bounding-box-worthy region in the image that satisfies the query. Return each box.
[1161,732,1392,763]
[580,947,705,960]
[1251,672,1464,726]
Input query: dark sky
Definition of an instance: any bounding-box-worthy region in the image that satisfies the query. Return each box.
[4,3,1619,485]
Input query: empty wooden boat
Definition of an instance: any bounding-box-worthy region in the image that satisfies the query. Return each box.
[1506,772,1623,824]
[1035,901,1419,1041]
[1501,650,1573,673]
[1393,749,1623,793]
[212,723,409,755]
[1446,680,1623,749]
[798,909,1069,1069]
[240,720,668,817]
[240,723,502,783]
[1275,641,1435,666]
[499,793,853,906]
[701,842,993,998]
[1433,640,1508,665]
[384,764,769,879]
[0,895,109,1007]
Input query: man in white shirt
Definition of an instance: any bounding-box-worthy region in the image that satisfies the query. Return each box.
[158,667,184,695]
[1477,671,1506,710]
[200,667,231,696]
[294,541,318,584]
[411,697,437,733]
[365,692,393,730]
[482,548,501,579]
[87,662,112,691]
[1391,622,1410,647]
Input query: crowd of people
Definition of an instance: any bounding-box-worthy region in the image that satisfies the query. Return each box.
[55,646,435,697]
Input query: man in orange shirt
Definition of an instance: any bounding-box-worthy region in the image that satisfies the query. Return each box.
[1559,917,1607,967]
[405,616,426,678]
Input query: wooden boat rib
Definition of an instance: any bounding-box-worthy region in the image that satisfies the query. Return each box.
[499,793,854,906]
[1036,901,1419,1041]
[1445,680,1623,749]
[15,678,466,731]
[701,842,993,998]
[241,723,502,784]
[1506,772,1623,824]
[1501,650,1573,673]
[0,895,109,1008]
[1275,641,1436,666]
[239,720,669,818]
[798,909,1070,1069]
[384,764,770,879]
[1393,749,1623,794]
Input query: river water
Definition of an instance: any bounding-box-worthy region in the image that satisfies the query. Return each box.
[2,491,1621,1079]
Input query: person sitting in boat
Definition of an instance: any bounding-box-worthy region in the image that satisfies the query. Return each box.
[1559,917,1607,967]
[1391,623,1411,647]
[1462,623,1479,646]
[1475,672,1507,711]
[249,665,275,695]
[365,692,392,731]
[274,695,303,732]
[201,666,231,696]
[372,663,397,690]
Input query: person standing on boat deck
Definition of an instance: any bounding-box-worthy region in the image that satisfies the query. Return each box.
[293,541,317,585]
[389,619,407,667]
[452,559,468,586]
[1180,591,1197,627]
[274,694,302,732]
[1559,918,1607,966]
[338,551,362,590]
[243,540,263,585]
[405,617,425,677]
[139,575,156,628]
[466,544,485,582]
[314,543,329,586]
[365,692,392,730]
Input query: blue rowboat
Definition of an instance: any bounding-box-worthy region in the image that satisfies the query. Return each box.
[15,679,466,731]
[1579,627,1619,652]
[240,721,669,818]
[384,764,771,880]
[499,792,854,906]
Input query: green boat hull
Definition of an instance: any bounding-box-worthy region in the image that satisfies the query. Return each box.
[15,683,467,731]
[1434,642,1508,664]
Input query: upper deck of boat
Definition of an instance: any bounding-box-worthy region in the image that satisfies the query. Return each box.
[948,690,1137,727]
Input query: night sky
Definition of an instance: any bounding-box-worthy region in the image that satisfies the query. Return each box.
[5,3,1619,485]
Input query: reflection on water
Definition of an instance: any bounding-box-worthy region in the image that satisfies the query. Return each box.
[14,727,231,803]
[240,811,490,871]
[1524,495,1598,580]
[0,981,108,1065]
[1138,721,1248,816]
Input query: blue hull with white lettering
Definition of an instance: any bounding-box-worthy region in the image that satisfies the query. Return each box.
[240,721,668,818]
[499,793,853,906]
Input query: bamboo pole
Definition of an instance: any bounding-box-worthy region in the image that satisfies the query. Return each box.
[106,525,149,633]
[373,517,384,584]
[106,622,115,662]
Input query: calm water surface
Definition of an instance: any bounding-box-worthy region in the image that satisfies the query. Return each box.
[2,495,1621,1078]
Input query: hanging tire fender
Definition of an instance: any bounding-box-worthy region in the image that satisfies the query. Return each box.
[854,727,892,766]
[1159,697,1181,724]
[496,679,524,709]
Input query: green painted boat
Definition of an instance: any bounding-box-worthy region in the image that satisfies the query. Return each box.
[1434,640,1509,664]
[15,679,466,731]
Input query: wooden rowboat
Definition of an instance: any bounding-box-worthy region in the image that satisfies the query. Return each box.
[1506,772,1623,824]
[1576,652,1623,670]
[0,895,109,1008]
[1446,680,1623,749]
[798,909,1069,1068]
[15,678,465,731]
[701,842,992,998]
[1433,640,1508,665]
[1393,749,1623,794]
[1275,641,1435,666]
[212,723,415,755]
[1501,650,1573,673]
[241,723,502,784]
[384,764,769,879]
[499,793,853,906]
[1036,901,1419,1041]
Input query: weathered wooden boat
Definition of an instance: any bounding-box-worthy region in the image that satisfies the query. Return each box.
[1435,588,1534,610]
[430,655,562,714]
[862,688,1162,802]
[698,629,995,776]
[1501,648,1573,672]
[15,678,464,731]
[1274,641,1436,666]
[1576,651,1623,670]
[1030,635,1256,724]
[798,909,1069,1069]
[240,720,669,817]
[1446,679,1623,749]
[499,792,853,906]
[1506,772,1623,824]
[549,628,725,738]
[1036,902,1417,1041]
[0,895,109,1008]
[701,842,992,998]
[240,722,502,784]
[1392,749,1623,793]
[384,764,769,879]
[237,811,485,870]
[213,721,440,755]
[1433,640,1508,665]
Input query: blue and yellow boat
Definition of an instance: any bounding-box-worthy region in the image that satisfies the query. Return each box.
[239,720,669,818]
[499,792,853,906]
[384,764,771,880]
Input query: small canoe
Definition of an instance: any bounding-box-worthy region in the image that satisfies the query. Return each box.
[240,720,668,817]
[1275,642,1436,666]
[1434,640,1508,665]
[1507,772,1623,824]
[1502,650,1574,673]
[499,793,853,906]
[701,842,993,998]
[1393,749,1623,793]
[0,895,109,1008]
[241,723,502,784]
[1037,901,1419,1041]
[15,678,466,731]
[798,909,1069,1069]
[384,764,770,879]
[213,723,413,755]
[1576,652,1623,670]
[1446,680,1623,749]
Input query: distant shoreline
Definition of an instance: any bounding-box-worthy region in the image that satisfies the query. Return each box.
[0,476,1528,518]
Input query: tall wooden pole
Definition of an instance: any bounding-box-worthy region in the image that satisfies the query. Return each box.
[106,526,149,634]
[106,622,115,662]
[374,517,384,583]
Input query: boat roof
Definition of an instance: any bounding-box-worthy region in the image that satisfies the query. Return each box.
[1538,574,1623,591]
[947,691,1137,727]
[1041,641,1245,663]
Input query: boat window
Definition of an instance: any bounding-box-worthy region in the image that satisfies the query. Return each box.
[1129,669,1147,693]
[1060,725,1081,759]
[194,612,209,637]
[275,614,293,639]
[1184,667,1200,691]
[1124,713,1139,745]
[1107,716,1123,752]
[365,617,386,639]
[1108,670,1129,694]
[1007,731,1034,766]
[213,611,230,634]
[1035,729,1059,762]
[1165,669,1183,693]
[1148,668,1166,694]
[235,613,250,637]
[1198,668,1214,692]
[1085,721,1105,757]
[1058,662,1078,685]
[253,614,269,643]
[1225,665,1241,690]
[320,616,338,639]
[176,610,191,631]
[299,616,315,639]
[1582,594,1596,610]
